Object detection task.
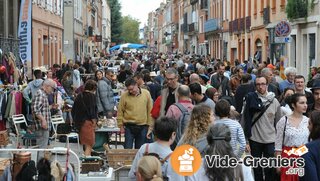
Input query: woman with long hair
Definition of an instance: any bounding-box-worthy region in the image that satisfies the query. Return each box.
[71,80,98,156]
[61,71,74,98]
[179,104,214,156]
[275,93,309,180]
[137,156,163,181]
[300,111,320,181]
[95,70,115,117]
[189,124,245,181]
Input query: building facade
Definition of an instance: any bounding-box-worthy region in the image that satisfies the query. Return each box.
[0,0,20,60]
[32,0,63,68]
[288,1,320,79]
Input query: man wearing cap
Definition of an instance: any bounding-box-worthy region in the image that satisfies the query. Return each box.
[32,79,57,148]
[307,79,320,115]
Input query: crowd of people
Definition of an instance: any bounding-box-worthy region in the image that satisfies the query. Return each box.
[11,52,320,180]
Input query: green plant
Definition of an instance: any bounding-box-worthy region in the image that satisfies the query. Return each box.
[286,0,317,20]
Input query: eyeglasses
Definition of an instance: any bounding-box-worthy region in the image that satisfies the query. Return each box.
[166,77,177,81]
[255,83,267,87]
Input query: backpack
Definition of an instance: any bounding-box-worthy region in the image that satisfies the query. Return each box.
[143,144,171,181]
[174,103,191,146]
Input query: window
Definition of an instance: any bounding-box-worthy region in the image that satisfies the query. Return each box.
[57,0,61,15]
[281,0,285,7]
[272,0,276,11]
[8,0,14,37]
[260,0,264,13]
[254,0,257,15]
[248,0,251,16]
[0,0,3,37]
[74,0,78,18]
[41,0,46,8]
[231,0,233,20]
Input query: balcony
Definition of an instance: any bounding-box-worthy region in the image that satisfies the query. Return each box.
[190,0,198,5]
[245,16,251,32]
[239,18,245,32]
[204,18,219,33]
[232,19,239,33]
[263,7,270,25]
[181,23,188,33]
[188,22,198,33]
[200,0,208,10]
[229,21,233,33]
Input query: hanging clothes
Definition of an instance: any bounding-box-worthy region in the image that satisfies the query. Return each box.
[9,91,16,116]
[0,92,7,120]
[0,92,8,130]
[1,55,9,82]
[4,93,12,119]
[14,91,23,115]
[51,161,64,181]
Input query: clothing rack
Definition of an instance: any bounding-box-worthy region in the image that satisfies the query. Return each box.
[0,148,81,180]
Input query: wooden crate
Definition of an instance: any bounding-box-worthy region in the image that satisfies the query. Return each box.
[80,156,104,173]
[106,149,138,168]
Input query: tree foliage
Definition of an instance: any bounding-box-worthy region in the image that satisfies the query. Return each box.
[286,0,315,20]
[107,0,122,44]
[121,16,140,43]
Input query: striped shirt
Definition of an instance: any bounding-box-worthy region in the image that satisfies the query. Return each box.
[215,118,246,158]
[32,88,51,130]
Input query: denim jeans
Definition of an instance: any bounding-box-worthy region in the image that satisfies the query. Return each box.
[249,140,278,181]
[36,128,50,148]
[124,124,148,149]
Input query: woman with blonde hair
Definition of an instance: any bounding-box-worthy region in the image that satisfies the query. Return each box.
[137,156,163,181]
[178,104,214,156]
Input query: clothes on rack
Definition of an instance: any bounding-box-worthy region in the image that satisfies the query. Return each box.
[51,161,64,181]
[0,91,8,130]
[4,90,23,118]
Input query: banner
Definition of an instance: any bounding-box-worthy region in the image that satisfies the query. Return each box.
[18,0,32,78]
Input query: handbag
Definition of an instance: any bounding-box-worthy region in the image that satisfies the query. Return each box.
[282,116,288,148]
[251,99,274,127]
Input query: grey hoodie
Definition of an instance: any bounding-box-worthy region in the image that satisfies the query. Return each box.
[23,79,44,102]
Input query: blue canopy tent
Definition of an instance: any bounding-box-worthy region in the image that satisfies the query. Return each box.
[109,43,147,51]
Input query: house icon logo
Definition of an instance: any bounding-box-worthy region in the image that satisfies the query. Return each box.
[171,145,201,176]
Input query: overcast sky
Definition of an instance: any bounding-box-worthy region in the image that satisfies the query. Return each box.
[119,0,164,28]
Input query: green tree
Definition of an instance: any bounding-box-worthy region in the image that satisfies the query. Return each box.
[108,0,122,44]
[286,0,315,20]
[121,15,140,43]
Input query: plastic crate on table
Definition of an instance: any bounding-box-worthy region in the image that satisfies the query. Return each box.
[106,149,138,169]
